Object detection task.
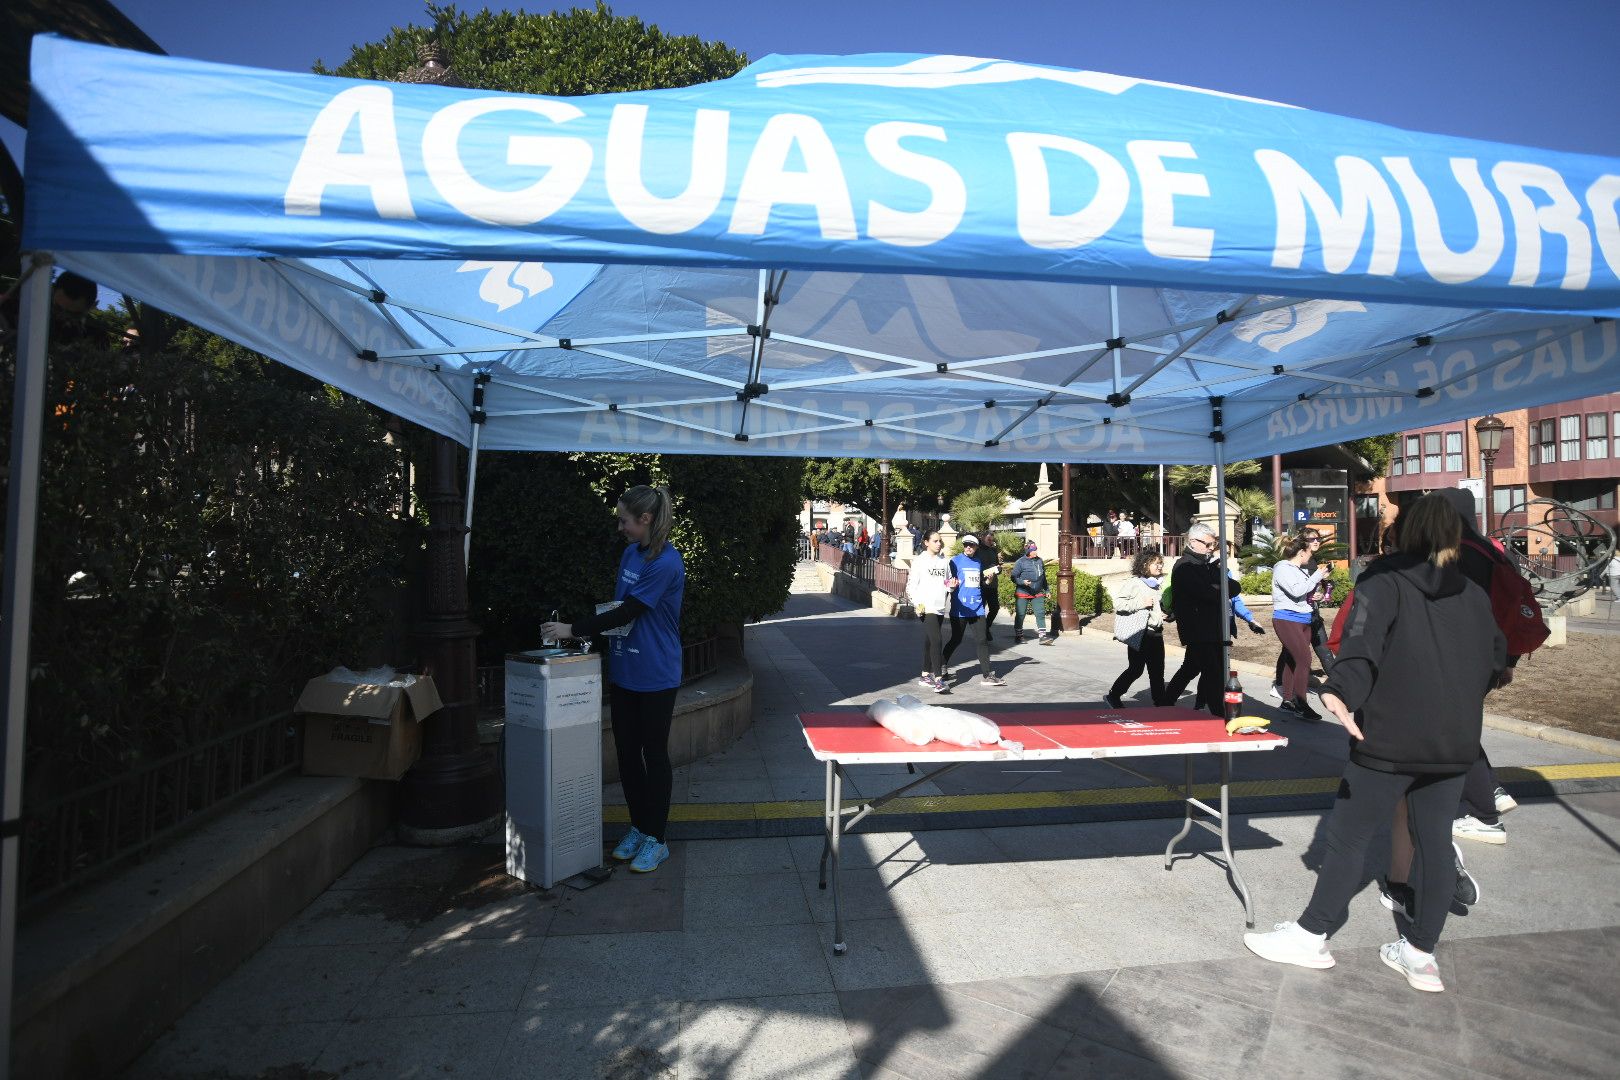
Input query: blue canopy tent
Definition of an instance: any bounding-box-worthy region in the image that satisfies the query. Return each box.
[5,37,1620,1056]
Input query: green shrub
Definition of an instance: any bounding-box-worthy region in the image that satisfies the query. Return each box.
[1239,570,1273,596]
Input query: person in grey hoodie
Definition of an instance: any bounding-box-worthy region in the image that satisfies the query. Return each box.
[1011,541,1055,644]
[1244,493,1505,994]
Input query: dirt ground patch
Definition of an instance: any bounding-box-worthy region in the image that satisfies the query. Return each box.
[1077,607,1620,743]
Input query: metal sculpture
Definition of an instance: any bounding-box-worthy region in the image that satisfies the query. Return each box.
[1493,498,1617,610]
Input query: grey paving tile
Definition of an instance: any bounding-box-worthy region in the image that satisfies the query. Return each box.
[328,844,487,892]
[409,888,558,944]
[1275,944,1464,1054]
[526,931,688,1009]
[182,943,401,1025]
[1451,993,1620,1079]
[839,980,1073,1079]
[680,994,861,1079]
[547,847,685,937]
[1130,950,1290,1013]
[941,970,1117,1034]
[816,915,983,992]
[685,870,812,930]
[1259,1012,1475,1080]
[788,831,925,875]
[124,1019,340,1079]
[682,922,834,1000]
[801,865,913,924]
[684,835,797,877]
[982,822,1109,862]
[313,1011,515,1078]
[875,859,1051,917]
[499,1000,680,1080]
[271,887,426,947]
[1445,927,1620,1034]
[678,777,777,803]
[1046,1032,1191,1079]
[1072,963,1275,1080]
[351,938,543,1019]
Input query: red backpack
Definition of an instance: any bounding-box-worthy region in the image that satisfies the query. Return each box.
[1460,538,1550,657]
[1327,542,1549,658]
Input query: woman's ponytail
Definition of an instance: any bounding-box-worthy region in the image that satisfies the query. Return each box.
[620,484,674,559]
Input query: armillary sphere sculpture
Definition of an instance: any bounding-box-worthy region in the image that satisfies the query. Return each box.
[1493,499,1617,610]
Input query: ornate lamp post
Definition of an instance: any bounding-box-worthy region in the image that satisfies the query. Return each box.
[1475,414,1506,536]
[393,42,502,841]
[878,459,891,562]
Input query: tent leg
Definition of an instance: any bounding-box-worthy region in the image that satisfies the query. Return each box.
[463,421,481,570]
[1213,407,1231,707]
[0,253,56,1079]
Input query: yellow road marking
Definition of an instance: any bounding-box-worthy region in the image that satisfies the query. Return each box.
[602,761,1620,824]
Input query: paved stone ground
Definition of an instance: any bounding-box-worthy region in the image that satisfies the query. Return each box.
[125,567,1620,1079]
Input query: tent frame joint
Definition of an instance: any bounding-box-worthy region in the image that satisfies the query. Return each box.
[357,349,378,363]
[1106,392,1131,408]
[747,324,772,339]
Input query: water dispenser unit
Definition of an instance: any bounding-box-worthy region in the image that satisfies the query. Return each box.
[504,649,603,887]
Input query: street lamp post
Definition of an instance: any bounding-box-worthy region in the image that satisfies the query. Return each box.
[878,459,891,562]
[1475,414,1506,536]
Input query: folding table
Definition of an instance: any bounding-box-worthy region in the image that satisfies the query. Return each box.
[800,706,1289,954]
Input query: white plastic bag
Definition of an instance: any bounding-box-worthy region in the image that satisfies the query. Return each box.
[895,694,1002,747]
[867,698,935,746]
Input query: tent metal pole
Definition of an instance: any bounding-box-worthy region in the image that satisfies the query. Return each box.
[1158,465,1165,543]
[0,252,57,1079]
[463,375,488,569]
[1212,398,1231,706]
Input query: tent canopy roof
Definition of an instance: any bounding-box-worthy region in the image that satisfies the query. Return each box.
[23,38,1620,462]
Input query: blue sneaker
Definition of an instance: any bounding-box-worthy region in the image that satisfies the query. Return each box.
[611,826,645,862]
[629,835,669,873]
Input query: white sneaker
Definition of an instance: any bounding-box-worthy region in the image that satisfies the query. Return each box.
[1243,921,1334,969]
[1380,937,1444,992]
[1453,815,1507,845]
[1268,683,1283,702]
[1493,786,1519,815]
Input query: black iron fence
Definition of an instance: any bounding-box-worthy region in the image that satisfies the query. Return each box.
[20,709,299,915]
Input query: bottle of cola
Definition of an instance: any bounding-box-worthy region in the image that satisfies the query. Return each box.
[1224,670,1244,722]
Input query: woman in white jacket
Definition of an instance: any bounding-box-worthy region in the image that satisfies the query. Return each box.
[1105,548,1167,708]
[905,532,954,693]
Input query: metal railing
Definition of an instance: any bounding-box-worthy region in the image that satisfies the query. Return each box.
[20,709,299,914]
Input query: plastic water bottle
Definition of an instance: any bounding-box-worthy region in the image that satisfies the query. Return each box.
[1224,670,1244,722]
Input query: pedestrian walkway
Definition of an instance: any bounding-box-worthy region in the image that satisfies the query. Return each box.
[126,573,1620,1079]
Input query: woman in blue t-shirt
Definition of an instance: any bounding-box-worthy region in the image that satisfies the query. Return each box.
[541,485,686,874]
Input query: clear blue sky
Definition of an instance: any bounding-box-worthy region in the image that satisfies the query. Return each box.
[7,0,1619,167]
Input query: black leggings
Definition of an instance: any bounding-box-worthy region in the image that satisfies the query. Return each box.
[1458,749,1500,825]
[943,614,991,678]
[610,684,678,841]
[919,613,945,677]
[1162,641,1224,717]
[1298,761,1466,953]
[1109,633,1165,703]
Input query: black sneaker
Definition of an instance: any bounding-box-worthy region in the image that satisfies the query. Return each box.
[1104,693,1124,709]
[1013,632,1025,644]
[1039,634,1056,646]
[1452,843,1480,907]
[1378,877,1414,920]
[1291,698,1322,721]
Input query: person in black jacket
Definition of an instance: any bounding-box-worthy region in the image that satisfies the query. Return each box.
[1244,493,1505,993]
[1157,523,1228,717]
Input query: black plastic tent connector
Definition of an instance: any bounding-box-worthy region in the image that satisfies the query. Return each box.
[558,338,572,349]
[937,363,949,373]
[357,349,378,363]
[1273,365,1286,375]
[985,439,999,447]
[1215,309,1233,324]
[1106,392,1130,408]
[368,289,386,304]
[1210,430,1226,443]
[736,381,769,401]
[747,324,771,338]
[984,399,996,409]
[734,432,749,442]
[864,419,874,426]
[1106,337,1124,351]
[607,403,619,412]
[1414,335,1433,347]
[1298,393,1310,402]
[1416,387,1436,398]
[1102,417,1112,425]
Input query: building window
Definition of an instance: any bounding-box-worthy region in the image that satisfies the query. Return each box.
[1445,431,1463,472]
[1535,419,1556,464]
[1390,455,1403,477]
[1552,481,1617,512]
[1423,432,1441,473]
[1495,427,1516,470]
[1614,412,1620,460]
[1560,415,1581,462]
[1405,434,1420,475]
[1589,413,1609,460]
[1492,486,1528,516]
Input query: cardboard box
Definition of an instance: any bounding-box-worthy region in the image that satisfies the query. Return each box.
[295,671,442,780]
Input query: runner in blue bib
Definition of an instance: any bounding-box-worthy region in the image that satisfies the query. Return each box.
[940,535,1005,687]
